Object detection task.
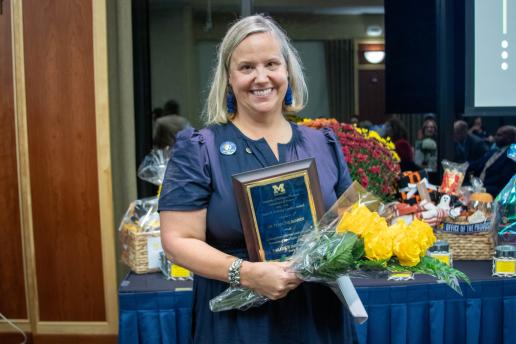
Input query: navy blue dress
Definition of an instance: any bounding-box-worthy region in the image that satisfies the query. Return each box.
[159,122,356,343]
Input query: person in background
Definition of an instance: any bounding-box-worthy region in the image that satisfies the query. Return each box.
[468,125,516,197]
[158,14,355,343]
[358,119,373,130]
[386,117,421,172]
[414,118,439,181]
[151,107,164,121]
[152,100,191,151]
[469,116,494,145]
[416,113,437,140]
[453,120,488,163]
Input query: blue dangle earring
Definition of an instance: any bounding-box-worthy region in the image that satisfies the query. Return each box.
[226,87,236,113]
[284,84,293,106]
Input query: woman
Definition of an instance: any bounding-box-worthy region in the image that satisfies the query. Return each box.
[159,15,355,343]
[415,118,438,168]
[386,117,421,172]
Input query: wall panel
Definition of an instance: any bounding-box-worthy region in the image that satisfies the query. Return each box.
[0,0,27,320]
[22,0,105,321]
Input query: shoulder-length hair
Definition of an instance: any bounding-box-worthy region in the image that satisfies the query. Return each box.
[203,14,308,125]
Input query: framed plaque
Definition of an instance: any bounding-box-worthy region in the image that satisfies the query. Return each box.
[232,158,325,262]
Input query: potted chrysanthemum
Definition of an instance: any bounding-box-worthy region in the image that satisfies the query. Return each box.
[300,118,401,201]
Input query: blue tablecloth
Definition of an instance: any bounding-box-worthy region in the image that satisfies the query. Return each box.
[119,261,516,344]
[119,275,193,344]
[356,279,516,344]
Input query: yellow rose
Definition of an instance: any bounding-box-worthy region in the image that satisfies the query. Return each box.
[410,219,436,255]
[389,219,409,239]
[364,228,393,261]
[362,214,388,238]
[337,205,374,236]
[336,205,359,234]
[393,235,422,267]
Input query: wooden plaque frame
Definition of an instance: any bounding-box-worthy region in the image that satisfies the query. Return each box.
[232,158,325,262]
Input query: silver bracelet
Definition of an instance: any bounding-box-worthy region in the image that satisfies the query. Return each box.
[228,258,243,288]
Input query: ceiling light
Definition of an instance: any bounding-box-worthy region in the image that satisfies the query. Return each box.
[364,51,385,64]
[366,25,383,37]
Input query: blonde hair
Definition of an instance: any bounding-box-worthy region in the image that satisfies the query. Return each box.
[203,14,308,125]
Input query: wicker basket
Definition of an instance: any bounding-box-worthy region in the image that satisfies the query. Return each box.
[120,224,162,274]
[436,227,495,260]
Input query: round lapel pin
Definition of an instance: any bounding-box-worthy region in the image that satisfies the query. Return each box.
[220,141,237,155]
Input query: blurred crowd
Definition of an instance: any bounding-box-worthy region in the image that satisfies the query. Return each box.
[149,103,515,199]
[367,115,516,198]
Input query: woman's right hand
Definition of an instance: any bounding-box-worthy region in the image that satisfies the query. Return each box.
[239,261,302,300]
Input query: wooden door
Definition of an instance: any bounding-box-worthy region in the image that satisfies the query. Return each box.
[2,1,118,342]
[358,69,386,124]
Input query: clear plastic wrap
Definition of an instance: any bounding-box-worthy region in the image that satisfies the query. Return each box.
[209,182,470,312]
[137,149,169,186]
[209,288,269,312]
[118,148,167,274]
[440,160,469,195]
[119,197,162,273]
[494,174,516,245]
[118,197,160,233]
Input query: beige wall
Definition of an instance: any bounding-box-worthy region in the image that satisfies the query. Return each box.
[107,0,137,283]
[150,8,384,125]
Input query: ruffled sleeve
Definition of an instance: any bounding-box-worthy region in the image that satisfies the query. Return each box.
[158,127,212,211]
[321,127,352,197]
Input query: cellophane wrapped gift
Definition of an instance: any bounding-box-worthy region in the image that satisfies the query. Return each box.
[496,145,516,244]
[119,149,170,273]
[494,174,516,245]
[440,160,469,196]
[209,182,470,312]
[119,197,162,274]
[137,148,169,186]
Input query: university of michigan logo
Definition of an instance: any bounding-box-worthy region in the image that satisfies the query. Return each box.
[272,183,285,196]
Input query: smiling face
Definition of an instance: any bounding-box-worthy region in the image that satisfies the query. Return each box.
[422,119,437,138]
[228,32,288,119]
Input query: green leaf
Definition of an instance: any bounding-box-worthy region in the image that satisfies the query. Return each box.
[386,256,472,295]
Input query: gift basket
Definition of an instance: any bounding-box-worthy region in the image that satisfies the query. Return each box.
[119,149,168,274]
[435,161,495,260]
[119,197,162,273]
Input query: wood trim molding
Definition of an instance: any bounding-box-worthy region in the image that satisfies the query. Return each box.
[358,65,386,71]
[37,322,115,335]
[34,334,117,344]
[11,0,39,330]
[92,0,118,333]
[0,320,30,332]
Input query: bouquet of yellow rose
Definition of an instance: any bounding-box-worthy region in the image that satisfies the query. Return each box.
[292,182,469,286]
[209,183,470,312]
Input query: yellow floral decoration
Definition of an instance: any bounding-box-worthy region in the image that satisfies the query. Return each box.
[393,235,422,267]
[364,228,393,261]
[336,207,436,267]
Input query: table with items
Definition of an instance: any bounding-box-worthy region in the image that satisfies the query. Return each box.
[118,260,516,344]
